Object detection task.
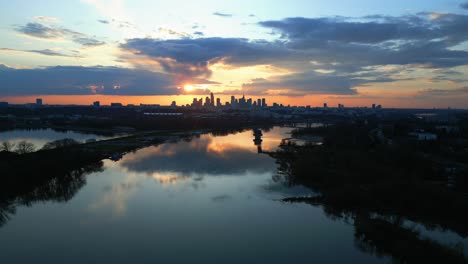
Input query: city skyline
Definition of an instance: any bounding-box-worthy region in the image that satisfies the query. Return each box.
[3,93,386,110]
[1,1,468,108]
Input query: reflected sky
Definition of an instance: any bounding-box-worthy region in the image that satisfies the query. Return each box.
[0,126,389,263]
[0,128,112,149]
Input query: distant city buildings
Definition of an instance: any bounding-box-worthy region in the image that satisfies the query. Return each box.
[1,92,385,112]
[189,93,269,110]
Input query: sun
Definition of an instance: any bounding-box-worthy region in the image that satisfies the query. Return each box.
[184,84,194,92]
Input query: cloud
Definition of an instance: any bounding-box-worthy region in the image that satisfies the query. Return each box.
[260,14,468,46]
[241,70,402,96]
[0,47,82,58]
[10,11,468,98]
[213,12,233,18]
[243,74,359,95]
[120,37,293,78]
[0,66,181,95]
[158,27,191,38]
[461,2,468,9]
[120,137,275,176]
[15,22,70,39]
[15,22,105,47]
[417,87,468,97]
[258,14,468,69]
[97,19,109,24]
[33,16,60,23]
[72,37,105,47]
[0,64,11,71]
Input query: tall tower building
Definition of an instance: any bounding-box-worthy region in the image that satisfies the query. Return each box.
[210,92,215,107]
[36,98,43,106]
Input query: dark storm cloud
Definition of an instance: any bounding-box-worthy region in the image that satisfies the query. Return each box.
[120,137,275,176]
[15,22,105,47]
[213,12,233,18]
[0,66,179,95]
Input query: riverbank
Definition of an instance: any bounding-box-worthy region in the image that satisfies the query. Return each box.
[270,121,468,262]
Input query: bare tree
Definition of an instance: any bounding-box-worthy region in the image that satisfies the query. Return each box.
[42,138,80,150]
[1,141,16,152]
[15,141,36,154]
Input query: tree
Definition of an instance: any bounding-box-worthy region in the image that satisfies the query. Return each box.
[42,138,80,150]
[15,141,36,154]
[0,141,16,152]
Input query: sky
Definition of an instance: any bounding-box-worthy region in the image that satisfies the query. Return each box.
[1,0,468,108]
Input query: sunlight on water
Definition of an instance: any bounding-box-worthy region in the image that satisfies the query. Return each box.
[0,127,389,263]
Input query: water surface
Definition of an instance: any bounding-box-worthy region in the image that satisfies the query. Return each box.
[0,127,401,263]
[0,128,113,149]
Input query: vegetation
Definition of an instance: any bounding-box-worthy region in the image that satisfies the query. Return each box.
[42,138,80,150]
[273,119,468,262]
[1,141,15,152]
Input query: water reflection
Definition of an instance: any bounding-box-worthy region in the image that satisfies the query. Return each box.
[0,126,426,263]
[253,128,263,153]
[119,129,281,178]
[0,162,103,227]
[0,128,112,149]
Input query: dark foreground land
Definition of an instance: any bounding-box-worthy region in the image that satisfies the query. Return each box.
[272,113,468,263]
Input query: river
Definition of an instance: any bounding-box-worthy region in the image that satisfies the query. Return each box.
[2,126,464,263]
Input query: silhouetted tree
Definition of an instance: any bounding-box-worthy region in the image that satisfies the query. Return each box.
[42,138,80,150]
[0,141,15,152]
[15,141,35,154]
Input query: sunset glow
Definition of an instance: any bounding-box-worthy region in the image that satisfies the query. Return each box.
[184,85,194,92]
[0,0,467,108]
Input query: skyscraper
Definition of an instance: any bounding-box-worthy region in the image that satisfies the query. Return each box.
[36,98,43,106]
[210,92,215,107]
[261,98,266,107]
